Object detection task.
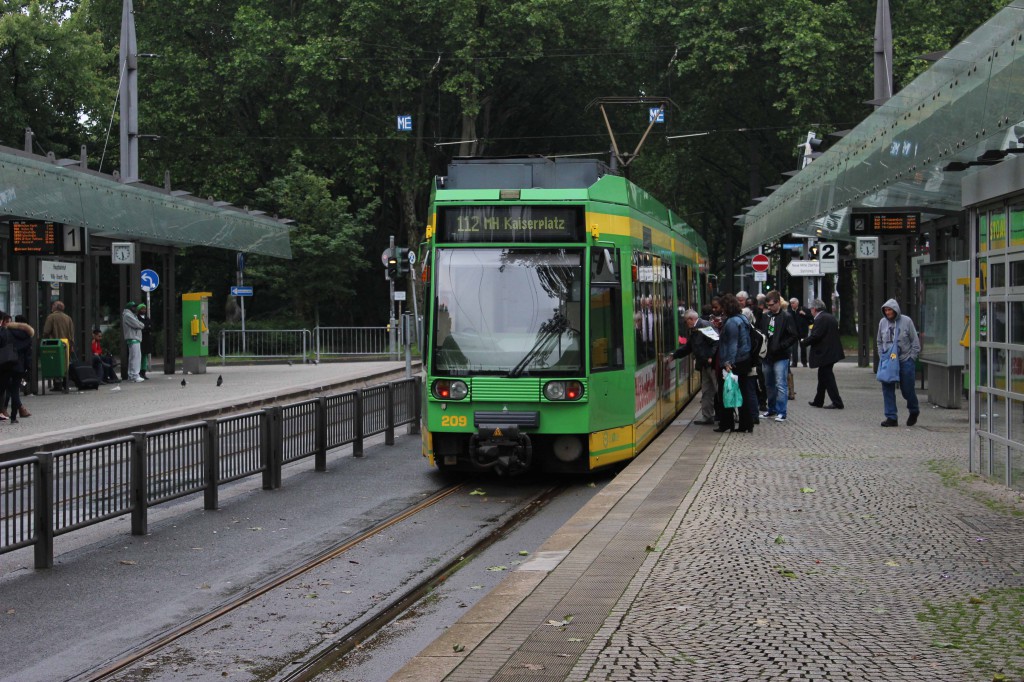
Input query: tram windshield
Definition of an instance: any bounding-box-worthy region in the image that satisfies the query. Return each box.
[432,248,583,375]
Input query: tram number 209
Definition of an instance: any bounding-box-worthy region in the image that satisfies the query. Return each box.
[440,415,468,428]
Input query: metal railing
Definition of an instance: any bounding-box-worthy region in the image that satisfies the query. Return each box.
[219,329,312,363]
[0,377,421,569]
[314,326,397,361]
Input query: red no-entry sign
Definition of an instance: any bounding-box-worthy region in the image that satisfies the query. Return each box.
[751,254,770,272]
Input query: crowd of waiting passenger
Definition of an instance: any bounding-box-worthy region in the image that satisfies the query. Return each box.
[0,300,154,425]
[670,288,918,432]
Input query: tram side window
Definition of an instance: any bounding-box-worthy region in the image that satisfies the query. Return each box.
[591,248,623,371]
[661,263,675,351]
[633,253,654,365]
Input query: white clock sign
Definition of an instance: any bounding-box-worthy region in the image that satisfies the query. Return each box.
[111,242,136,265]
[855,236,879,259]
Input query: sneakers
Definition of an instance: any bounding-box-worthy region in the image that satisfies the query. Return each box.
[760,410,776,418]
[132,377,146,383]
[808,401,823,408]
[773,415,787,423]
[907,412,919,426]
[881,418,898,427]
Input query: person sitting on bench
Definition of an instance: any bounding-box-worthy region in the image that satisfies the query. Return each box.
[90,328,120,384]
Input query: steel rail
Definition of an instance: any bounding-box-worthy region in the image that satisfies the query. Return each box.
[274,484,570,682]
[76,482,465,682]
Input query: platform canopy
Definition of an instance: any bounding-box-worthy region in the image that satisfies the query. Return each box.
[0,145,292,258]
[740,1,1024,254]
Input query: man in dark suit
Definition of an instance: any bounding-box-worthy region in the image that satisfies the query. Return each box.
[801,298,845,409]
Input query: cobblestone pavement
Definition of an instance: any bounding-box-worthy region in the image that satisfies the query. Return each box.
[570,363,1024,682]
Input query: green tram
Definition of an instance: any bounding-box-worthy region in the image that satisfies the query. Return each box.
[419,157,709,475]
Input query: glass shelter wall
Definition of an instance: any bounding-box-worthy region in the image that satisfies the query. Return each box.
[972,202,1024,490]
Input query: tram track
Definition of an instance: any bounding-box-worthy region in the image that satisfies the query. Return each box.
[76,482,467,682]
[273,483,569,682]
[75,480,568,682]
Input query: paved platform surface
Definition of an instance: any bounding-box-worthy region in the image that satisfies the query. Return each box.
[0,360,414,459]
[395,363,1024,682]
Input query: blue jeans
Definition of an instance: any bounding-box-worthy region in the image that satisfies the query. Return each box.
[762,357,790,417]
[882,358,920,421]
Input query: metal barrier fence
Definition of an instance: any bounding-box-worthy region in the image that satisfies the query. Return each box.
[314,326,397,362]
[0,377,421,569]
[219,329,312,363]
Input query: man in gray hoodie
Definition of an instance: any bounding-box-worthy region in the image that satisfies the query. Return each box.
[121,302,146,383]
[876,298,921,427]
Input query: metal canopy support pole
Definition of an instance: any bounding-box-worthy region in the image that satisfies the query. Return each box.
[26,258,40,393]
[857,260,870,367]
[164,250,176,374]
[119,0,139,183]
[119,263,128,380]
[82,251,94,363]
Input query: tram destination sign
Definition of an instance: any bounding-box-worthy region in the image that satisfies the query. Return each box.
[10,220,61,255]
[439,206,584,243]
[851,212,921,236]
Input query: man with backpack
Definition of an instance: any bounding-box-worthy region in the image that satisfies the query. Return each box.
[757,291,799,422]
[669,309,719,425]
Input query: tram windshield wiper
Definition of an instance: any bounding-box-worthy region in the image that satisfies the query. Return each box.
[508,312,570,378]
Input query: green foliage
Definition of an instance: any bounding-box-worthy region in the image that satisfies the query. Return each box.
[248,154,377,324]
[2,0,1013,327]
[0,0,113,155]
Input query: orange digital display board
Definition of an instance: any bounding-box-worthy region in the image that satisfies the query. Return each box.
[871,213,919,233]
[851,213,920,236]
[10,220,60,255]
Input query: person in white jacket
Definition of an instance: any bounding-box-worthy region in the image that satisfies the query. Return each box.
[121,302,146,383]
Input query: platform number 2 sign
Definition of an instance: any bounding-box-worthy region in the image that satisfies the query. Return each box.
[817,241,838,273]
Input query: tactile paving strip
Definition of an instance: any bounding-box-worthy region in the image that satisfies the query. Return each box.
[440,424,719,681]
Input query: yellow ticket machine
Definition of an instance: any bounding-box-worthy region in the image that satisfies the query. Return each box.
[182,292,211,374]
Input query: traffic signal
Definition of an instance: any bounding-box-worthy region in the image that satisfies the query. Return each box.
[799,131,825,168]
[396,248,410,278]
[386,253,399,280]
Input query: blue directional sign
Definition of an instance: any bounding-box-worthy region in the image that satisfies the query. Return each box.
[649,107,665,123]
[231,285,253,297]
[397,115,413,132]
[140,269,160,292]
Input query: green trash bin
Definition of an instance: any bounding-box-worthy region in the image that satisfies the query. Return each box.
[40,338,69,393]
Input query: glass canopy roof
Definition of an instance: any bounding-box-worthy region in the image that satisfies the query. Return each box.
[0,145,292,258]
[741,1,1024,253]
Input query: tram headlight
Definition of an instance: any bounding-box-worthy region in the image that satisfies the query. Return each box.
[432,379,468,400]
[543,381,583,401]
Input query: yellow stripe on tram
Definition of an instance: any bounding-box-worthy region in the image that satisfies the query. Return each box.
[588,425,635,469]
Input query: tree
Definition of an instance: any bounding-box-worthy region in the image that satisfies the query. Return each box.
[0,0,112,156]
[247,154,378,325]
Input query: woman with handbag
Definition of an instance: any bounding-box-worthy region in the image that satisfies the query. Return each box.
[714,294,755,433]
[876,299,921,427]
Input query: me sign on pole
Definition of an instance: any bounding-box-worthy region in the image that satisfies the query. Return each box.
[751,254,770,272]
